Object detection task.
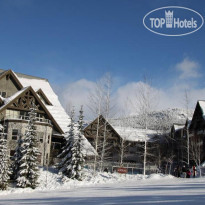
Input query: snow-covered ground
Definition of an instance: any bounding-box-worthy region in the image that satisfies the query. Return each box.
[0,168,205,204]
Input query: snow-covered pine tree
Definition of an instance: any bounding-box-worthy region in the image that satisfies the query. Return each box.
[11,134,23,180]
[0,124,10,190]
[57,109,75,178]
[16,106,40,189]
[71,105,85,180]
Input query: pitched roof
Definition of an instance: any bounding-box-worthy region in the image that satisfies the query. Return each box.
[0,69,23,90]
[173,124,184,132]
[36,88,53,105]
[0,86,64,134]
[111,125,159,142]
[72,125,96,156]
[85,115,159,142]
[198,100,205,120]
[16,73,71,133]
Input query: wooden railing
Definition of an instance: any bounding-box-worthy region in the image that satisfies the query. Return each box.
[4,115,52,124]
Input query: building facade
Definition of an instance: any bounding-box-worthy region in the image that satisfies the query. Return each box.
[0,69,94,166]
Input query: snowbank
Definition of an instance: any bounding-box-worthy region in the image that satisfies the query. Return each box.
[0,168,174,196]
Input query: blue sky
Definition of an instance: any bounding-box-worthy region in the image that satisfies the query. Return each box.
[0,0,205,116]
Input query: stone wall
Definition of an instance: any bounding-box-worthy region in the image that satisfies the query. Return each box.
[5,119,53,166]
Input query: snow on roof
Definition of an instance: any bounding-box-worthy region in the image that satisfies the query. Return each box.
[17,76,71,133]
[186,117,192,129]
[0,95,4,102]
[173,124,184,132]
[81,135,97,156]
[198,101,205,120]
[1,87,28,109]
[112,126,159,142]
[0,124,3,131]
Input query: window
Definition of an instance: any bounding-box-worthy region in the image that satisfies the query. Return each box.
[52,142,61,150]
[10,150,15,157]
[46,153,49,164]
[12,129,18,140]
[37,153,42,163]
[20,111,29,120]
[36,113,45,122]
[6,110,19,119]
[0,91,6,98]
[47,135,50,144]
[38,132,44,143]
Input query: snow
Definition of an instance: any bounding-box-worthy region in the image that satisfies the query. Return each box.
[0,168,173,194]
[113,126,160,142]
[173,124,184,131]
[16,74,95,156]
[1,168,205,204]
[1,87,28,108]
[17,77,71,133]
[198,100,205,120]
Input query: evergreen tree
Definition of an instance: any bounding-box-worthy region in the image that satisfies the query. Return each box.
[16,106,40,189]
[72,105,85,180]
[0,124,10,190]
[11,134,23,180]
[57,109,75,178]
[58,106,85,180]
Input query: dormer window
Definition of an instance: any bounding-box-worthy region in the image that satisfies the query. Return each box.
[36,89,52,106]
[0,91,6,98]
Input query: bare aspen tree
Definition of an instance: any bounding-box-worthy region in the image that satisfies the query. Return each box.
[88,80,104,173]
[88,73,113,172]
[190,135,202,177]
[119,137,132,167]
[184,89,190,166]
[133,78,158,175]
[100,73,112,171]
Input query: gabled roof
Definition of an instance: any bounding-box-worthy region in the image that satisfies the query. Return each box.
[173,124,185,132]
[0,69,23,90]
[189,100,205,130]
[198,100,205,120]
[16,73,71,133]
[0,86,64,134]
[84,115,122,139]
[185,117,192,129]
[85,115,159,142]
[36,88,53,105]
[0,96,3,105]
[112,126,160,142]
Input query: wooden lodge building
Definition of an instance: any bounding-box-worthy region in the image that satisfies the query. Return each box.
[84,115,160,169]
[170,123,186,166]
[189,101,205,164]
[170,100,205,168]
[0,69,94,166]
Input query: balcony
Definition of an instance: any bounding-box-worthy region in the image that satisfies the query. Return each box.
[3,115,52,125]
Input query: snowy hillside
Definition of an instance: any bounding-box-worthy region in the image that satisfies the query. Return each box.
[110,108,193,130]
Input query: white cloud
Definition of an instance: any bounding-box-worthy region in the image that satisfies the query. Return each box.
[57,78,205,120]
[175,58,200,79]
[58,79,96,120]
[114,82,161,115]
[56,58,204,120]
[113,82,205,116]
